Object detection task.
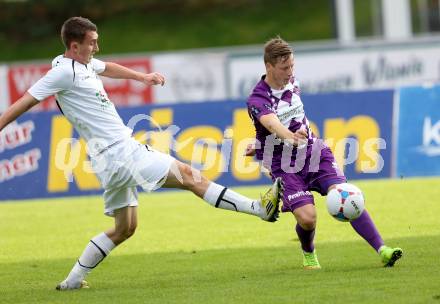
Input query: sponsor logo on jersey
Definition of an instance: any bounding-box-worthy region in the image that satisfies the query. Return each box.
[96,90,111,109]
[250,105,260,116]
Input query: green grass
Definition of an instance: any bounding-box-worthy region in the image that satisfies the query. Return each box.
[1,177,439,303]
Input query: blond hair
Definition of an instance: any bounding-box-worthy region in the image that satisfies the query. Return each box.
[264,36,293,65]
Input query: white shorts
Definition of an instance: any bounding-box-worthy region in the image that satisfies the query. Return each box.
[91,137,175,217]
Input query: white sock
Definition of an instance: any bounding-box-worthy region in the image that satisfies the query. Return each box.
[203,182,261,217]
[66,232,116,284]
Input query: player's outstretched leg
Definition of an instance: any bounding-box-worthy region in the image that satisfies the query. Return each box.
[350,210,403,267]
[163,161,283,222]
[379,246,403,267]
[350,210,384,251]
[202,177,283,222]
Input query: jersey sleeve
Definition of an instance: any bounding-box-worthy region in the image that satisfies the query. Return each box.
[91,58,106,74]
[27,66,73,101]
[247,93,275,121]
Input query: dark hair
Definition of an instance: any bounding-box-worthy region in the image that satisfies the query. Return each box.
[61,17,97,49]
[264,36,293,65]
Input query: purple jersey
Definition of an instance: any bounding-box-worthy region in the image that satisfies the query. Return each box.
[247,76,315,164]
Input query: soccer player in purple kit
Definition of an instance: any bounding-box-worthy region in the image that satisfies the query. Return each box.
[245,36,403,269]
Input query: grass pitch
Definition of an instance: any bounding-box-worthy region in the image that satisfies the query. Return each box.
[0,177,439,304]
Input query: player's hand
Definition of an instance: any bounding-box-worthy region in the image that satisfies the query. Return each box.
[142,72,165,86]
[287,128,308,147]
[244,143,256,156]
[296,128,308,138]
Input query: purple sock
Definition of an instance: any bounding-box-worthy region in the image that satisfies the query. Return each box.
[295,224,315,253]
[350,210,384,252]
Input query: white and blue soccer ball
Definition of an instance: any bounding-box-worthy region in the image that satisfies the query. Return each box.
[326,183,365,222]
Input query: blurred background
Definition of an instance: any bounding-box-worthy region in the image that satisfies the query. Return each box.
[1,0,439,200]
[1,0,440,59]
[1,0,440,108]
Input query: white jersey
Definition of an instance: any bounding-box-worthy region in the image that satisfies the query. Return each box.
[28,55,132,154]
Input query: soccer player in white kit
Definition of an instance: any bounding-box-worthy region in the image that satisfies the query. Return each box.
[0,17,283,290]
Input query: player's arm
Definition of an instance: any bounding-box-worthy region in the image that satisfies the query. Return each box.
[100,62,165,86]
[0,92,38,132]
[1,64,72,132]
[259,113,307,146]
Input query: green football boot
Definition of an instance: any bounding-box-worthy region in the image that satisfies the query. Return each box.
[379,246,403,267]
[302,250,321,270]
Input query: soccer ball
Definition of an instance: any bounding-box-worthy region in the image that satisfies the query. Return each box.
[326,183,365,222]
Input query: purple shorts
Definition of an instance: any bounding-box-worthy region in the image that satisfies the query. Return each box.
[270,146,346,213]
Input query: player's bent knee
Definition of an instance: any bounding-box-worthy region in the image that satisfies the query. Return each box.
[299,218,316,230]
[122,230,135,241]
[126,225,137,238]
[179,163,204,190]
[296,212,317,230]
[293,203,317,229]
[115,225,137,242]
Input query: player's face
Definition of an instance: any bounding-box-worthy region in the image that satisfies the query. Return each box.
[75,31,99,64]
[267,54,294,89]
